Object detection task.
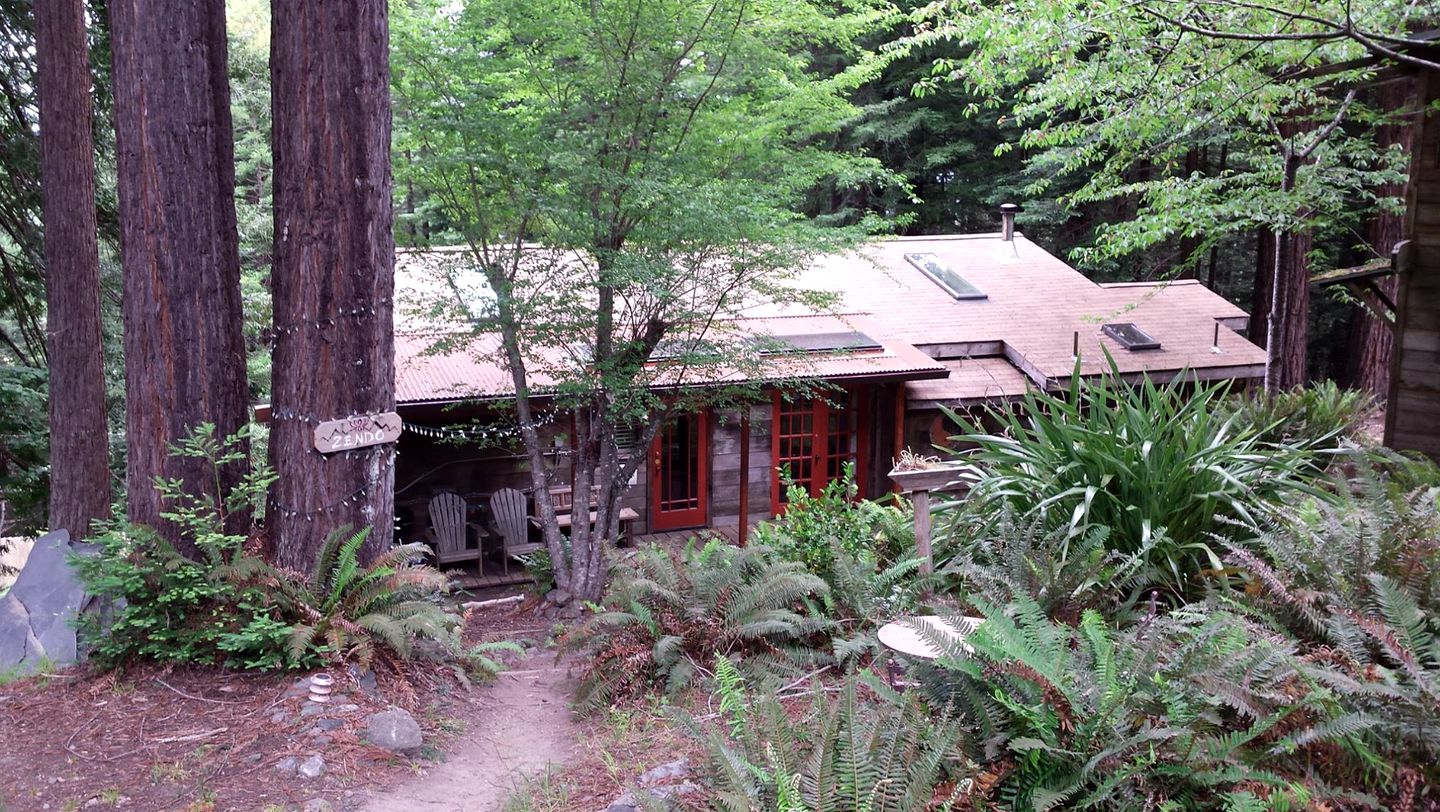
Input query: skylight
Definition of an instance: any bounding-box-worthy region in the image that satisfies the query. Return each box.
[757,331,882,355]
[904,253,987,300]
[1102,323,1162,351]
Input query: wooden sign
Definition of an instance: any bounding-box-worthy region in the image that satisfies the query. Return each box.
[313,411,402,454]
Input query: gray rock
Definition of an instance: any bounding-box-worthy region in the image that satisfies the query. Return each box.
[608,781,700,811]
[0,530,97,674]
[269,710,291,725]
[285,677,313,698]
[315,718,345,732]
[275,756,299,774]
[349,663,379,696]
[545,588,572,606]
[636,758,690,787]
[301,702,330,717]
[365,708,423,752]
[298,755,326,779]
[334,703,361,713]
[302,800,334,812]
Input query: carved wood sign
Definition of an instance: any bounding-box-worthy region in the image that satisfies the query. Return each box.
[313,411,402,454]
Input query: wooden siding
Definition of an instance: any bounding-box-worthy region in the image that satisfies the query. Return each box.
[1387,66,1440,461]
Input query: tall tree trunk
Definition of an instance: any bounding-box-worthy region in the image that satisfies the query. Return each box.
[1248,228,1274,347]
[1266,225,1312,390]
[268,0,396,568]
[110,0,250,554]
[37,0,110,537]
[1346,80,1415,397]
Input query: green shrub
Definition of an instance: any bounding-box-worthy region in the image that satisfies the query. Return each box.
[949,363,1332,596]
[73,425,299,669]
[938,509,1156,623]
[565,539,833,710]
[681,657,968,812]
[751,463,915,579]
[231,526,462,670]
[1221,466,1440,796]
[77,424,473,673]
[1223,380,1376,447]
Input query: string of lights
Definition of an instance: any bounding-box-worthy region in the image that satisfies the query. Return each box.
[268,447,397,520]
[255,302,390,349]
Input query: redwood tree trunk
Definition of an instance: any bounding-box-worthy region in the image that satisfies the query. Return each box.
[268,0,396,568]
[1249,228,1274,347]
[110,0,250,553]
[1346,81,1415,397]
[37,0,110,537]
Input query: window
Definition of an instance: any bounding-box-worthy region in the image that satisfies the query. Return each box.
[1102,323,1162,351]
[904,253,987,300]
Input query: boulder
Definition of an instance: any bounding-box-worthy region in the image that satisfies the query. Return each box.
[0,530,97,675]
[365,708,423,753]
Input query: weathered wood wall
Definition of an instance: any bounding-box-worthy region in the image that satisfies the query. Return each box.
[1386,66,1440,461]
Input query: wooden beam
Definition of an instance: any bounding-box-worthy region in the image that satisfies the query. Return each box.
[738,407,750,547]
[891,386,905,493]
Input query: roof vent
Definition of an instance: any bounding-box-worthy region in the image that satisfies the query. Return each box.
[999,203,1021,242]
[1102,323,1162,351]
[904,253,987,301]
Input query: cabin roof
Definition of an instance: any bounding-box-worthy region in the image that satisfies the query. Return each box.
[389,233,1267,408]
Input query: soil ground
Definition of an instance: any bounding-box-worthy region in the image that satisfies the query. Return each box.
[352,653,577,812]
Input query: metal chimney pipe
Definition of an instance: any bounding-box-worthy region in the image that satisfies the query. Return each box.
[999,203,1020,241]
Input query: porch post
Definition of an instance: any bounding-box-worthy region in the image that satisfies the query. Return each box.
[891,386,905,493]
[738,406,750,546]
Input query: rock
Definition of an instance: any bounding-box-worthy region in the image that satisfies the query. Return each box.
[274,756,299,774]
[301,702,329,718]
[545,588,572,606]
[315,718,344,732]
[269,710,291,725]
[349,663,379,696]
[297,755,326,779]
[310,735,332,747]
[285,677,312,698]
[334,703,361,713]
[636,758,689,786]
[302,800,334,812]
[558,604,583,620]
[0,530,98,675]
[365,708,423,753]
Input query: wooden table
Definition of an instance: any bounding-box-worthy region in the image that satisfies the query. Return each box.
[876,615,983,660]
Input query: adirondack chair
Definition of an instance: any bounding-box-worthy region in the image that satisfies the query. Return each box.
[426,492,486,570]
[490,488,540,575]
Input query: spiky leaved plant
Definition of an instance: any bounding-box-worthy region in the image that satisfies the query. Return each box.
[237,526,459,669]
[948,356,1334,597]
[565,538,834,710]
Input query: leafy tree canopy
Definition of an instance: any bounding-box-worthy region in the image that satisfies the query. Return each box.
[903,0,1430,273]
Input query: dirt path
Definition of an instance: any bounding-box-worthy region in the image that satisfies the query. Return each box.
[356,653,578,812]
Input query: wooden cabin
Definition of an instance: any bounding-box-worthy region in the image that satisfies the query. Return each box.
[387,228,1267,548]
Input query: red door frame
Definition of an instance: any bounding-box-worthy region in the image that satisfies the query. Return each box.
[649,410,709,531]
[770,388,869,514]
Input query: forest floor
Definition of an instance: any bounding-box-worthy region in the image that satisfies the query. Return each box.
[0,597,694,812]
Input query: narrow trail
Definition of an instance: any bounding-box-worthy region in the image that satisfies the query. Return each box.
[357,653,578,812]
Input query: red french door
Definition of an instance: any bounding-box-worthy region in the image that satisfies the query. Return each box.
[650,411,709,530]
[771,391,867,514]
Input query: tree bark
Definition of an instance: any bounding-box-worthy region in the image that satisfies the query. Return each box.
[1346,80,1415,397]
[37,0,110,537]
[1248,228,1274,347]
[110,0,250,554]
[268,0,396,569]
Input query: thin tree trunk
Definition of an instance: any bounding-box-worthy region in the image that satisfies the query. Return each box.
[1346,80,1415,397]
[110,0,250,554]
[268,0,396,568]
[37,0,110,537]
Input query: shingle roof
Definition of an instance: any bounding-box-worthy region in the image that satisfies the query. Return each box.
[762,234,1266,392]
[391,234,1267,407]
